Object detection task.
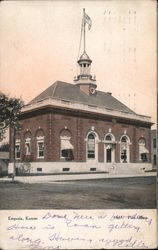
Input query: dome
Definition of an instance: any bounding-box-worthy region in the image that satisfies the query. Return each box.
[78,51,92,63]
[80,52,90,60]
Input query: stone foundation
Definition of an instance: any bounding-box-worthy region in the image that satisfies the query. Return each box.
[8,162,152,176]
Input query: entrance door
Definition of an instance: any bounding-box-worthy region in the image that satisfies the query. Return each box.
[105,145,115,163]
[104,134,115,163]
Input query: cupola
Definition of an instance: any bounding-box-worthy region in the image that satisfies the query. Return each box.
[74,9,97,95]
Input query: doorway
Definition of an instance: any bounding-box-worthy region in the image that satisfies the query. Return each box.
[106,148,112,162]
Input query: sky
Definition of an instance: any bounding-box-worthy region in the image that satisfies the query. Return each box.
[0,0,157,139]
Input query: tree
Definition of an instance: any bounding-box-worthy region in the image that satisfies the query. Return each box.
[0,93,24,141]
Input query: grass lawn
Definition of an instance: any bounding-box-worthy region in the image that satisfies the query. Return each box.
[0,176,156,209]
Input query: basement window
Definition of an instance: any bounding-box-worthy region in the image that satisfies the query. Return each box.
[37,168,42,172]
[90,168,96,171]
[62,168,70,172]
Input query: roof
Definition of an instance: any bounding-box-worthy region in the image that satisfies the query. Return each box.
[78,51,92,63]
[0,152,9,160]
[29,81,135,114]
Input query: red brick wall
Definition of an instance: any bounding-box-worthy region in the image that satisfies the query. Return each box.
[9,109,151,163]
[79,85,90,95]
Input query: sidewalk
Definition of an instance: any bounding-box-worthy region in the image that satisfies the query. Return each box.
[0,171,156,183]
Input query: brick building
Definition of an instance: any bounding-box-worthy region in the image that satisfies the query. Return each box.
[9,11,153,175]
[9,50,152,174]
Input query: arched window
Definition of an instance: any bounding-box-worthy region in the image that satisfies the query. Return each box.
[120,135,130,163]
[139,138,145,145]
[60,129,74,161]
[36,130,44,159]
[86,131,99,162]
[87,133,95,159]
[24,132,32,156]
[139,138,149,162]
[106,135,112,141]
[25,138,31,155]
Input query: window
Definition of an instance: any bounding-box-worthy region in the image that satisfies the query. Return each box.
[38,141,44,158]
[24,132,32,156]
[120,136,128,163]
[87,133,95,159]
[153,138,156,149]
[141,153,148,162]
[62,168,70,171]
[106,135,112,141]
[25,142,31,155]
[60,136,74,161]
[25,138,31,155]
[139,138,148,162]
[15,143,20,159]
[61,149,69,158]
[121,150,127,162]
[90,168,96,171]
[139,138,145,145]
[121,136,127,143]
[37,168,42,172]
[86,131,99,162]
[154,154,156,165]
[120,135,130,163]
[37,136,44,158]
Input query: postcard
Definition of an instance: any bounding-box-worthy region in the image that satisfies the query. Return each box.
[0,0,157,249]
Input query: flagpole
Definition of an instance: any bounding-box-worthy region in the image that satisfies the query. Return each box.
[83,8,86,52]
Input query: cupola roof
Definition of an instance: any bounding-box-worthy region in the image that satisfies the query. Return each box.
[78,51,92,63]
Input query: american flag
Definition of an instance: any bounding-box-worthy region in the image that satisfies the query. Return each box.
[84,12,92,30]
